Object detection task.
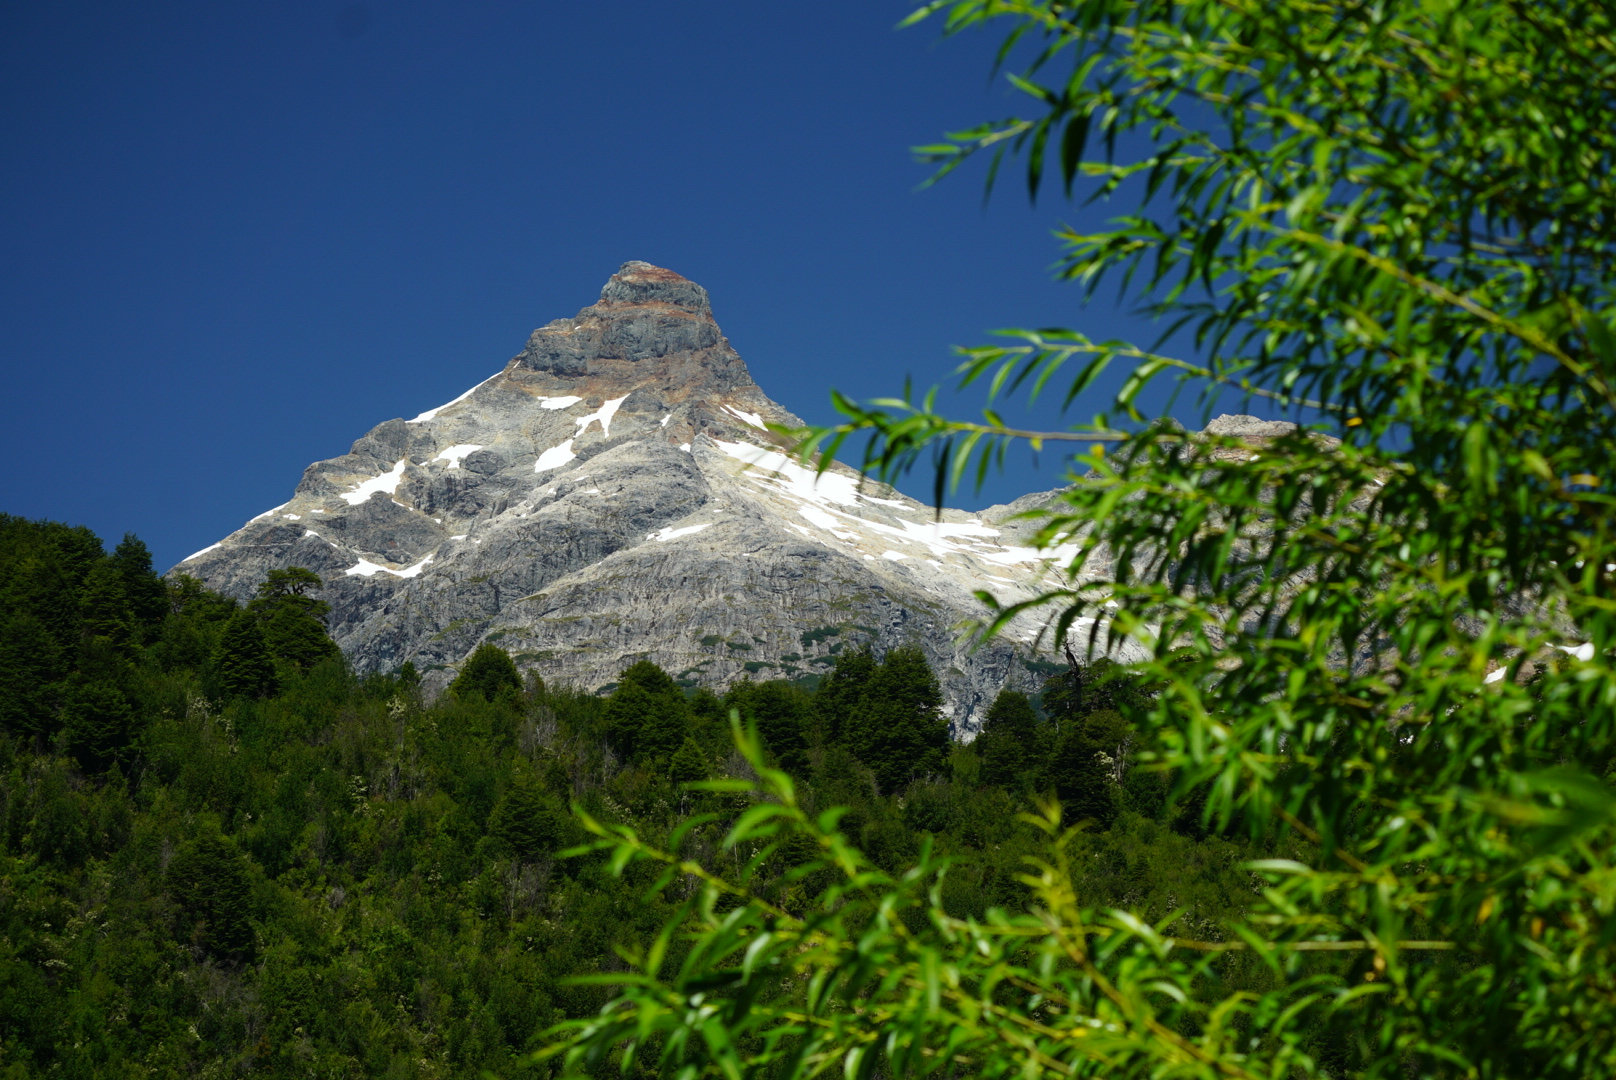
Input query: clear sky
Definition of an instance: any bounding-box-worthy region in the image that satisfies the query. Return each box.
[0,1,1264,570]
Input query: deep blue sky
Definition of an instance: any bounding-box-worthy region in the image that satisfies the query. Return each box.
[0,1,1250,570]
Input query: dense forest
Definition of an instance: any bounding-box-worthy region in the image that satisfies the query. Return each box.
[0,513,1288,1078]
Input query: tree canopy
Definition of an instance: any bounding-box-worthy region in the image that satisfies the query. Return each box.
[13,514,1246,1075]
[449,640,523,703]
[249,567,341,672]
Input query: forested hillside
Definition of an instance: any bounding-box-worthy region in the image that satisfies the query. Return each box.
[0,513,1275,1077]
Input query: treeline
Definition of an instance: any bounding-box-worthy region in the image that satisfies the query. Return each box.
[0,514,1283,1077]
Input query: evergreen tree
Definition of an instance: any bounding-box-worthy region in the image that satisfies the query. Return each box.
[255,566,324,599]
[77,560,134,649]
[814,647,877,745]
[725,679,810,774]
[57,676,137,771]
[0,518,103,655]
[1048,719,1121,830]
[1041,657,1152,726]
[108,533,169,641]
[8,554,82,656]
[848,646,950,794]
[155,575,238,672]
[974,689,1038,789]
[167,573,240,621]
[0,613,64,738]
[688,686,727,730]
[43,520,106,585]
[1122,760,1171,821]
[260,965,318,1052]
[668,736,710,786]
[248,567,341,671]
[1041,698,1128,831]
[603,661,689,763]
[604,679,656,760]
[259,603,342,672]
[523,670,547,700]
[166,829,256,960]
[490,772,561,861]
[211,611,278,700]
[1037,661,1147,800]
[449,642,522,703]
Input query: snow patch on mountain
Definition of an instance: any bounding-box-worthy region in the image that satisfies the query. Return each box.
[182,541,221,563]
[340,460,408,506]
[433,444,484,469]
[649,522,714,542]
[534,440,577,473]
[410,372,502,423]
[345,554,434,579]
[575,395,628,437]
[252,501,291,522]
[722,405,767,430]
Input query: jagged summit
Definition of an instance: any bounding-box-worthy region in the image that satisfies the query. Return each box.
[596,260,712,313]
[171,262,1143,732]
[514,261,756,409]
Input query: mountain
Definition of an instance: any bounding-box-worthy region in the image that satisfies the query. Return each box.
[172,261,1141,733]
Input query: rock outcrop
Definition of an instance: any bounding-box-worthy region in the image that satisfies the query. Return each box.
[172,262,1144,734]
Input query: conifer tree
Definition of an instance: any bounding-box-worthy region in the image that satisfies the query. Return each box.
[248,567,340,671]
[725,680,810,774]
[847,646,950,794]
[43,521,105,586]
[449,642,522,703]
[9,554,81,657]
[974,689,1037,789]
[57,677,136,771]
[0,517,105,652]
[259,604,342,672]
[1040,658,1151,726]
[688,686,726,730]
[77,561,133,649]
[1047,713,1122,831]
[0,613,64,738]
[604,680,651,760]
[261,966,318,1051]
[490,772,560,862]
[1038,662,1134,826]
[166,829,256,960]
[211,611,278,700]
[603,661,689,763]
[155,575,238,672]
[668,736,709,786]
[813,646,876,745]
[167,573,239,622]
[108,533,169,641]
[523,670,546,700]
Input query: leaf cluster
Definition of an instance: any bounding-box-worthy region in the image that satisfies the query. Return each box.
[776,1,1616,1075]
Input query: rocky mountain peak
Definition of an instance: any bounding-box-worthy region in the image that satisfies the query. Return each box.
[170,261,1150,733]
[515,261,743,397]
[597,260,712,314]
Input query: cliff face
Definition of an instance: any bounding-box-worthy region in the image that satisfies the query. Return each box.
[172,262,1140,734]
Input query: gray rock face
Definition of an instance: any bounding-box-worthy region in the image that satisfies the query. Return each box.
[171,261,1143,734]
